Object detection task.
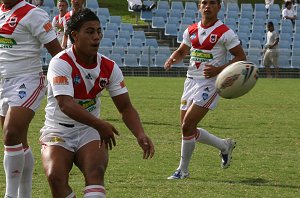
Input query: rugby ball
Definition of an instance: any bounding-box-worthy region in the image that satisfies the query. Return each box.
[215,61,259,99]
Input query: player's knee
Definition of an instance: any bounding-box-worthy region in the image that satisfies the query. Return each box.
[46,170,68,188]
[3,125,22,144]
[85,164,106,183]
[181,121,196,136]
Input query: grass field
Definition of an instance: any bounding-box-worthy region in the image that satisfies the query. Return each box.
[0,77,299,197]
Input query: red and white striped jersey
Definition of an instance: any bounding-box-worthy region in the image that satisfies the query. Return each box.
[182,20,240,79]
[45,47,128,126]
[0,0,57,78]
[52,14,65,44]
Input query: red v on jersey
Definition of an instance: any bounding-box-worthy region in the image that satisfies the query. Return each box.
[0,4,34,35]
[188,23,229,50]
[60,53,115,99]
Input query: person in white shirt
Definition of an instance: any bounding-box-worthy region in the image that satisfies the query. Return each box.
[127,0,156,11]
[0,0,62,197]
[263,21,280,78]
[40,8,154,197]
[265,0,274,9]
[282,1,297,26]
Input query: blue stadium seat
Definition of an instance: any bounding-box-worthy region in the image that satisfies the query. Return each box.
[268,4,281,14]
[106,23,119,34]
[167,16,181,26]
[177,28,184,43]
[254,4,267,13]
[241,3,253,12]
[291,55,300,68]
[278,55,291,68]
[250,32,264,43]
[157,1,170,10]
[98,47,111,57]
[278,40,291,50]
[238,24,251,34]
[43,0,55,8]
[139,54,154,66]
[280,33,292,42]
[109,16,122,26]
[226,11,239,19]
[132,30,146,41]
[154,8,168,21]
[154,54,169,67]
[97,8,110,19]
[114,38,128,47]
[169,9,182,18]
[247,55,261,66]
[240,11,253,19]
[292,41,300,50]
[165,23,178,37]
[123,54,139,67]
[127,46,142,56]
[100,38,113,47]
[183,9,197,19]
[151,16,166,29]
[140,9,153,22]
[86,0,99,9]
[185,2,198,13]
[238,18,252,28]
[171,1,184,11]
[108,53,123,66]
[145,38,158,48]
[253,11,267,21]
[118,30,131,40]
[181,17,194,26]
[103,30,117,41]
[248,39,262,49]
[120,23,134,35]
[142,46,157,56]
[130,38,144,47]
[226,3,239,13]
[112,46,126,57]
[157,46,171,56]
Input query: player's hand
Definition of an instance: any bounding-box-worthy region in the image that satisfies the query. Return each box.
[137,135,155,159]
[95,120,119,150]
[164,58,176,71]
[203,64,221,78]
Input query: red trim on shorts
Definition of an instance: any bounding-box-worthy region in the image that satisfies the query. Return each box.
[183,135,195,140]
[21,75,45,108]
[5,145,23,152]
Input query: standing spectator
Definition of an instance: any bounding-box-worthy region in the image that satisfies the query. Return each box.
[265,0,274,9]
[165,0,246,180]
[127,0,156,11]
[0,0,62,197]
[40,8,155,197]
[61,0,85,49]
[263,21,280,78]
[52,0,69,44]
[282,1,297,26]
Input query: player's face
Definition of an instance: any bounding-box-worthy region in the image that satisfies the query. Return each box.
[73,20,102,56]
[58,1,68,13]
[199,0,221,20]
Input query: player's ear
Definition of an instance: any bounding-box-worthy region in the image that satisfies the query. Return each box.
[71,31,78,42]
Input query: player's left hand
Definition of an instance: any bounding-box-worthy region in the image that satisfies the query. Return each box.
[203,64,221,78]
[137,135,155,159]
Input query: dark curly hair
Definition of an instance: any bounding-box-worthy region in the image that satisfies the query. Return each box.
[66,8,100,44]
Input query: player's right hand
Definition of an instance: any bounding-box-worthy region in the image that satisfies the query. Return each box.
[95,120,119,150]
[164,58,176,71]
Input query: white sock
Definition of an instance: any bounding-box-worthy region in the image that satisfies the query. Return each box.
[196,128,227,152]
[66,191,76,198]
[4,144,24,198]
[18,147,34,198]
[83,185,106,198]
[177,135,195,172]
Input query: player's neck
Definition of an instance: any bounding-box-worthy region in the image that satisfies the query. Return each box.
[201,18,218,28]
[3,0,22,10]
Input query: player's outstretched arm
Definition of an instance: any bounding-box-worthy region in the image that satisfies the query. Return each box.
[164,43,190,71]
[112,93,155,159]
[55,95,119,150]
[44,38,63,57]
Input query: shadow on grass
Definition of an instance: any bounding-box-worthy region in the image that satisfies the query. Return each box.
[225,177,300,190]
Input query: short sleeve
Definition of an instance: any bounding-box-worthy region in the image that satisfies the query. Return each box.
[182,28,191,47]
[106,64,128,97]
[222,29,241,51]
[47,56,74,97]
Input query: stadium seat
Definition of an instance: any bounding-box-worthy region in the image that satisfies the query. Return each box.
[165,23,178,37]
[109,53,123,66]
[254,4,267,13]
[140,8,153,22]
[291,55,300,68]
[153,8,169,21]
[99,16,108,28]
[169,9,182,18]
[86,0,99,9]
[292,48,300,56]
[152,16,166,29]
[120,23,134,35]
[226,11,239,19]
[157,1,170,10]
[238,24,251,34]
[118,30,131,40]
[240,11,253,19]
[97,8,110,19]
[247,55,261,66]
[278,40,291,50]
[114,38,129,47]
[238,18,252,29]
[278,56,291,68]
[171,1,184,11]
[177,29,184,43]
[167,16,181,26]
[123,54,139,67]
[241,3,253,12]
[139,54,154,66]
[100,38,113,47]
[154,54,169,67]
[181,17,194,26]
[127,46,142,56]
[226,3,239,13]
[250,32,264,43]
[105,23,119,34]
[268,11,281,21]
[109,16,122,26]
[185,2,198,13]
[98,47,111,57]
[238,32,250,43]
[280,33,292,42]
[145,38,158,48]
[142,46,157,56]
[132,30,146,42]
[247,48,262,57]
[248,39,262,49]
[183,9,197,19]
[130,38,144,47]
[157,46,171,56]
[112,46,126,57]
[43,0,55,8]
[253,11,267,21]
[268,4,281,14]
[103,30,117,42]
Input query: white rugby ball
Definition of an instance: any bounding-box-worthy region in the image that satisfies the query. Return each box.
[215,61,259,99]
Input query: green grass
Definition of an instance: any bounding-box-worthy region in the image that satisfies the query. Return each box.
[1,77,300,197]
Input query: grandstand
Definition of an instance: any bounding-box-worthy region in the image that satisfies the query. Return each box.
[38,0,300,78]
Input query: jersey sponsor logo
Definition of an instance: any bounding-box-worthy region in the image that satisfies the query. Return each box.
[99,77,108,89]
[190,49,213,63]
[78,99,96,112]
[0,36,17,48]
[210,34,217,43]
[53,76,69,85]
[49,136,65,143]
[43,21,53,32]
[120,80,125,88]
[73,75,81,85]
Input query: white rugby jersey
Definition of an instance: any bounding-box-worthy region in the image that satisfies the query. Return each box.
[52,14,65,44]
[182,20,240,79]
[45,47,128,127]
[0,0,57,78]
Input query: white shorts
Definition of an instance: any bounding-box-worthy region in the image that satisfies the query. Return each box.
[180,77,219,111]
[40,124,100,153]
[0,72,46,116]
[263,50,278,67]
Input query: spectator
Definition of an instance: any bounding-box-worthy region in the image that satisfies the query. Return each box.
[40,8,154,197]
[127,0,156,12]
[0,0,62,197]
[52,0,69,44]
[265,0,274,9]
[282,1,297,26]
[263,21,279,78]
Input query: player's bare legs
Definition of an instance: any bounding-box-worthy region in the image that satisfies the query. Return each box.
[2,107,35,197]
[42,146,75,197]
[75,140,108,197]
